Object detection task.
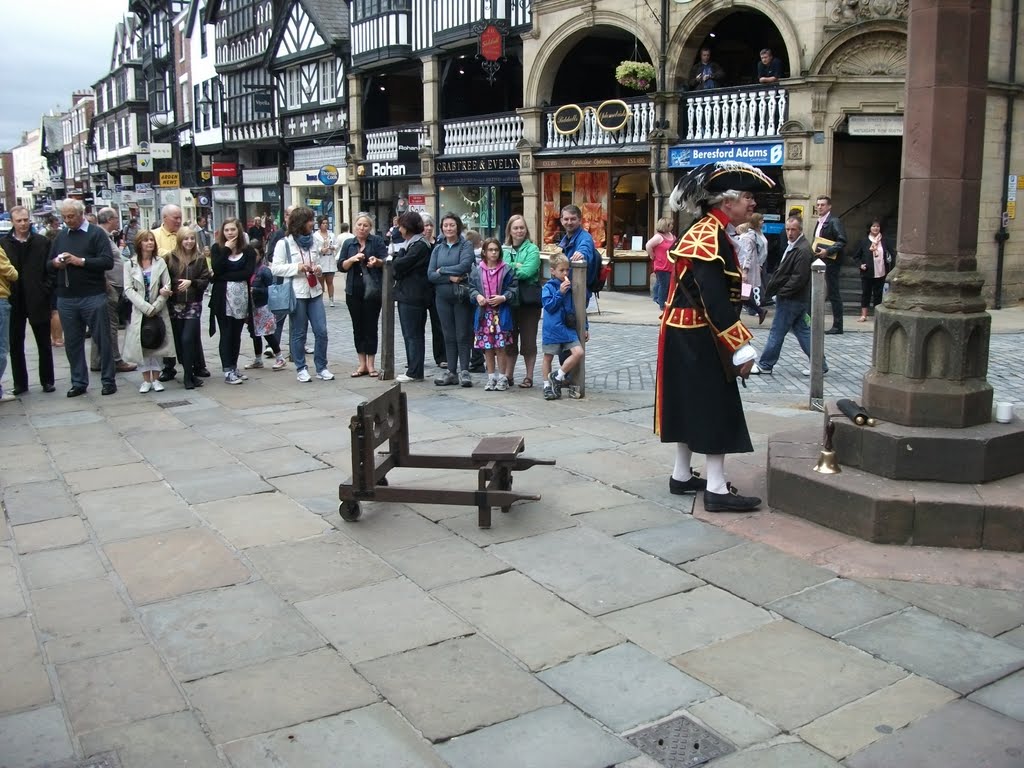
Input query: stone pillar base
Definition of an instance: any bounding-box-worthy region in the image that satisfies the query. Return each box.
[862,371,994,429]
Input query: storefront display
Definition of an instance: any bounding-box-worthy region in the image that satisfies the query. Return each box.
[289,146,348,229]
[434,156,522,239]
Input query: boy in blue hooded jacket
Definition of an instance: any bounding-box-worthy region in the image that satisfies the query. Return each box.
[541,254,585,400]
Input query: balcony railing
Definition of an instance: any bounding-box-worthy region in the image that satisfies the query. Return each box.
[681,85,787,142]
[442,112,523,155]
[364,123,428,161]
[544,97,656,150]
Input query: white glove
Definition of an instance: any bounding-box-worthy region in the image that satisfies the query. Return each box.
[732,344,757,366]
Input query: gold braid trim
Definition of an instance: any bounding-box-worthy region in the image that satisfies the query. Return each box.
[668,215,723,265]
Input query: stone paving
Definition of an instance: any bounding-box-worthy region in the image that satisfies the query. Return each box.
[0,293,1023,767]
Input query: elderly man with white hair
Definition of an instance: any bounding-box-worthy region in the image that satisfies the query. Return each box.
[46,199,117,396]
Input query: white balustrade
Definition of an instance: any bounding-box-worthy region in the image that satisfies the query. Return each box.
[441,113,524,155]
[682,87,787,142]
[544,99,656,150]
[363,125,428,161]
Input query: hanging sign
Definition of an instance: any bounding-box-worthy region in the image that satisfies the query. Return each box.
[480,24,503,62]
[317,165,340,185]
[596,100,630,132]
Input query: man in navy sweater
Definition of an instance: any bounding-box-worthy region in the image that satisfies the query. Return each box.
[46,199,116,396]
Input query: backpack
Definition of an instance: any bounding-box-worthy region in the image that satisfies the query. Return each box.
[588,262,610,295]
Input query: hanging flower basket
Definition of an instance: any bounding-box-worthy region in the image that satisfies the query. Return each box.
[615,61,657,91]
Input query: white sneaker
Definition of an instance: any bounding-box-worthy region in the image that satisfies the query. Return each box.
[305,345,314,354]
[750,363,773,375]
[496,375,509,391]
[0,392,14,403]
[263,349,275,358]
[330,299,335,307]
[272,358,287,370]
[316,368,335,381]
[152,381,165,392]
[139,381,152,394]
[244,359,264,369]
[297,368,312,383]
[396,374,423,383]
[225,371,244,385]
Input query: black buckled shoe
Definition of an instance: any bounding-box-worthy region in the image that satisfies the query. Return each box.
[669,470,708,495]
[703,487,761,512]
[158,370,176,382]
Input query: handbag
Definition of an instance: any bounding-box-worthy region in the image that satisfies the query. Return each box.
[451,281,470,304]
[362,266,381,301]
[140,314,166,350]
[518,281,542,306]
[267,241,296,312]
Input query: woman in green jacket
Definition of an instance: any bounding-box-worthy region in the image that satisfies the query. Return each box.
[501,214,542,388]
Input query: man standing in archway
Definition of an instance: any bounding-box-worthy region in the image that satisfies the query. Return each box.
[689,48,725,90]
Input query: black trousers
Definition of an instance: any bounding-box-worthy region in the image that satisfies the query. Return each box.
[216,314,246,371]
[9,304,54,390]
[347,293,382,355]
[162,335,207,376]
[428,302,445,366]
[860,273,885,309]
[397,302,427,379]
[170,317,203,386]
[825,259,843,330]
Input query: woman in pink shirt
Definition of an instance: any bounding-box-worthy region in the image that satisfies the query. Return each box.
[645,218,676,311]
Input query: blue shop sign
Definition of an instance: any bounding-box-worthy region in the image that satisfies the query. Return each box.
[668,141,785,168]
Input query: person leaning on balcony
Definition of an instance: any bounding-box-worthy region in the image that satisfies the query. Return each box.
[689,48,725,90]
[757,48,782,85]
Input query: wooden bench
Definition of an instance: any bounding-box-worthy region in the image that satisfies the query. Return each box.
[338,385,555,528]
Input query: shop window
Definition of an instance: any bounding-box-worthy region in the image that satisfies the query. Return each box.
[540,171,609,249]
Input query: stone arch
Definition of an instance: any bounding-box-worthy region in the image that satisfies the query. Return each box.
[881,321,908,373]
[965,325,987,379]
[525,13,659,107]
[809,21,908,77]
[667,0,801,85]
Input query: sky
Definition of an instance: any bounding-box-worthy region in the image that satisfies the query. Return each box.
[0,0,132,151]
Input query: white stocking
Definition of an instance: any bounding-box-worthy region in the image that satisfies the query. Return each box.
[672,443,693,482]
[705,454,727,494]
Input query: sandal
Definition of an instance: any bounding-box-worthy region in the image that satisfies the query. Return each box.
[518,377,534,388]
[350,369,369,378]
[367,370,380,377]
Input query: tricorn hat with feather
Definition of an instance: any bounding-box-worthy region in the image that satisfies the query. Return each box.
[669,161,775,216]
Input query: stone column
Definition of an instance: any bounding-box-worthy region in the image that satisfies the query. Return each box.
[862,0,993,428]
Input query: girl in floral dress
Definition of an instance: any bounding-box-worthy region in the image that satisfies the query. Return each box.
[469,238,518,391]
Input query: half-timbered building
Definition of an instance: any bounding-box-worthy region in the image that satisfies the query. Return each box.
[266,0,350,226]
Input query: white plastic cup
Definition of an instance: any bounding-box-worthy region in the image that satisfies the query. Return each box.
[995,402,1014,424]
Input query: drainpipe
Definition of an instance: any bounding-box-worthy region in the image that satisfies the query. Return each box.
[993,0,1019,309]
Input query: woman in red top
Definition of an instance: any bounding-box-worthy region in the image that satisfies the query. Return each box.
[645,217,676,311]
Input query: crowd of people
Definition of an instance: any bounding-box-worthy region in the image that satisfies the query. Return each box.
[0,200,599,403]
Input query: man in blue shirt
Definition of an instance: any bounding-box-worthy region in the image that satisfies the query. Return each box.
[558,205,598,301]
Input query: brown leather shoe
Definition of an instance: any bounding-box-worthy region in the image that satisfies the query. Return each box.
[116,361,138,373]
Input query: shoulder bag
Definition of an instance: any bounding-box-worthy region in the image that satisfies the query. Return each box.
[267,240,296,312]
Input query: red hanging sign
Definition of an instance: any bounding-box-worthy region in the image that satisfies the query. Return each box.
[480,24,503,62]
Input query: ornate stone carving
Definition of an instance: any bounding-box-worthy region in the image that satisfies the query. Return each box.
[825,32,907,76]
[828,0,908,25]
[787,142,803,161]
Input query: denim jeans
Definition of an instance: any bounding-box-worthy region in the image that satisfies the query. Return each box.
[58,293,113,389]
[653,271,671,310]
[397,302,427,378]
[757,297,827,372]
[290,296,328,372]
[0,298,10,396]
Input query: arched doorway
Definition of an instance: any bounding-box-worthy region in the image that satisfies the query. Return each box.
[550,27,656,105]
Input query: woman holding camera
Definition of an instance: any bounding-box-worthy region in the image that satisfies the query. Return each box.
[338,212,386,378]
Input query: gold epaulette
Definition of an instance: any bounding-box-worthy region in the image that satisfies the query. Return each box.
[716,320,753,352]
[668,215,723,265]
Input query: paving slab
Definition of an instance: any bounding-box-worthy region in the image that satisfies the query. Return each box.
[127,430,235,472]
[438,703,639,768]
[442,502,578,546]
[683,541,835,605]
[686,696,780,749]
[221,703,447,768]
[268,467,346,516]
[620,519,744,564]
[47,438,139,473]
[768,579,907,637]
[32,577,147,664]
[338,504,451,552]
[1000,626,1024,650]
[21,543,106,589]
[12,516,89,554]
[79,711,224,768]
[490,526,702,615]
[0,443,57,485]
[184,648,378,744]
[2,481,78,525]
[0,705,74,768]
[239,445,329,478]
[433,571,622,671]
[837,608,1024,695]
[858,578,1024,636]
[383,535,508,590]
[56,645,185,734]
[356,634,561,742]
[603,585,775,658]
[195,492,328,549]
[30,409,106,429]
[297,576,471,663]
[76,482,197,543]
[968,669,1024,722]
[104,527,250,604]
[796,675,958,759]
[538,643,715,732]
[707,742,842,767]
[675,621,905,731]
[844,699,1024,768]
[140,581,323,681]
[162,464,273,504]
[574,502,685,536]
[63,462,162,495]
[0,618,53,716]
[0,565,25,618]
[244,532,396,602]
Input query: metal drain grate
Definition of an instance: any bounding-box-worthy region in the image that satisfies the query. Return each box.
[43,753,122,768]
[157,399,191,409]
[627,714,734,767]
